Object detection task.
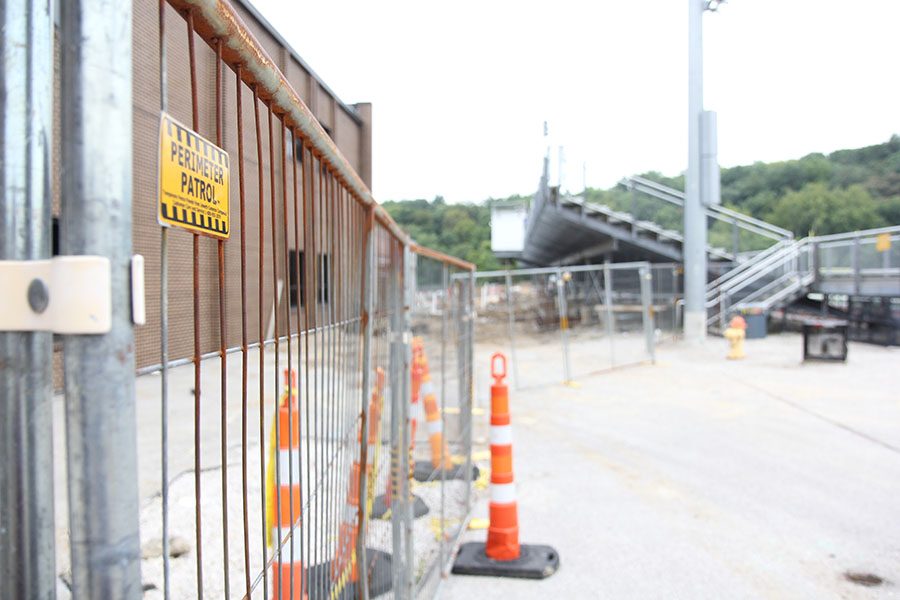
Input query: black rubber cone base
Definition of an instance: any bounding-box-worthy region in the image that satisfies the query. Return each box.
[307,548,392,599]
[413,460,480,483]
[451,542,559,579]
[370,493,429,520]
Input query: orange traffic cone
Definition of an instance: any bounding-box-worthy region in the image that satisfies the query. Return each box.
[308,369,393,598]
[452,353,559,579]
[371,354,430,519]
[412,338,478,483]
[270,369,305,600]
[417,350,453,468]
[486,353,519,560]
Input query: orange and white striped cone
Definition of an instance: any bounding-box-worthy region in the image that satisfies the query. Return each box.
[372,350,430,520]
[270,369,305,600]
[486,353,519,561]
[412,339,478,483]
[420,368,453,471]
[309,370,393,598]
[452,353,560,579]
[409,339,424,474]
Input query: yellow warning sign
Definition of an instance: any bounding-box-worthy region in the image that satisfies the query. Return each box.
[875,232,891,253]
[158,112,230,239]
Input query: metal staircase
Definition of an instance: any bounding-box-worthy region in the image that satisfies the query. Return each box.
[705,226,900,330]
[705,238,814,330]
[621,175,794,257]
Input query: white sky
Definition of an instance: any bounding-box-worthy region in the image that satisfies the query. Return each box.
[251,0,900,203]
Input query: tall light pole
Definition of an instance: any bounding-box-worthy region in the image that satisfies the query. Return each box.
[684,0,722,341]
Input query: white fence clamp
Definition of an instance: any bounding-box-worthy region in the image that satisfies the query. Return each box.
[0,256,112,334]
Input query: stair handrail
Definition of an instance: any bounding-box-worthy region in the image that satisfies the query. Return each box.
[709,239,809,302]
[705,238,793,298]
[705,240,810,317]
[732,270,803,308]
[807,224,900,245]
[621,175,794,242]
[707,242,811,327]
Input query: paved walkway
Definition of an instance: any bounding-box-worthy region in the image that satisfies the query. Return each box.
[445,334,900,599]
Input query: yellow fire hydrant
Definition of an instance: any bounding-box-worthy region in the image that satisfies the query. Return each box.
[723,315,747,360]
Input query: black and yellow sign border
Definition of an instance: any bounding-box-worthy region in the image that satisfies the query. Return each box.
[158,112,231,239]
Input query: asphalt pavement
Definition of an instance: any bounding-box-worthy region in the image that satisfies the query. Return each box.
[443,334,900,599]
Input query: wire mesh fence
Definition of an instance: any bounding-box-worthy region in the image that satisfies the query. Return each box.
[405,253,477,599]
[0,1,475,599]
[142,4,477,597]
[464,263,681,392]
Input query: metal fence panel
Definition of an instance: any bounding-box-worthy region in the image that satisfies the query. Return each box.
[0,1,56,597]
[0,1,475,598]
[407,255,476,598]
[466,263,671,392]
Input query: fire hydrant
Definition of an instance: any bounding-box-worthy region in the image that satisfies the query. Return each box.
[723,315,747,360]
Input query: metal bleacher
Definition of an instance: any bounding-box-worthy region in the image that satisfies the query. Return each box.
[511,163,900,339]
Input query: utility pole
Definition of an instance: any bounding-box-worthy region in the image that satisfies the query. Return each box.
[684,0,708,341]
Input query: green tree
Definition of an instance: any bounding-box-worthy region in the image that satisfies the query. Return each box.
[766,183,886,236]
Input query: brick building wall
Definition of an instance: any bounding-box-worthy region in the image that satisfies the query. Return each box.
[53,0,373,384]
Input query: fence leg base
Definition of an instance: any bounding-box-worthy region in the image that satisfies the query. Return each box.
[370,494,429,520]
[413,461,480,483]
[307,548,392,599]
[451,542,560,580]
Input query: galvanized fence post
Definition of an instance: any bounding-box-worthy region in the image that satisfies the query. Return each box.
[389,253,406,597]
[59,0,142,597]
[465,269,475,513]
[0,0,56,597]
[439,264,449,574]
[504,272,521,390]
[402,245,416,598]
[357,209,377,600]
[640,265,656,364]
[603,262,615,368]
[555,267,572,383]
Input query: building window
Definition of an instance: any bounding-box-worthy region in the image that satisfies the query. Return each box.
[52,216,59,256]
[289,250,302,307]
[289,250,330,307]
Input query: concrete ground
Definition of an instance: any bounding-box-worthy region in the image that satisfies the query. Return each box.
[445,334,900,599]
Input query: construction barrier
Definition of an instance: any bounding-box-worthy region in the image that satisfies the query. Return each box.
[405,253,477,598]
[457,262,673,391]
[7,1,480,598]
[452,353,560,579]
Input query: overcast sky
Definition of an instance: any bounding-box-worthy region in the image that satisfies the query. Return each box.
[251,0,900,203]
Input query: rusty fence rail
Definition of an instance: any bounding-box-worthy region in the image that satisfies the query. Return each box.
[0,1,475,599]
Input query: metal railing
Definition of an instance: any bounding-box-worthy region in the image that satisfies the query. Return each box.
[706,225,900,329]
[814,225,900,295]
[0,1,475,599]
[458,262,676,391]
[621,175,794,257]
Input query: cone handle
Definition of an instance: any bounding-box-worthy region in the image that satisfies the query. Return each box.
[490,353,507,384]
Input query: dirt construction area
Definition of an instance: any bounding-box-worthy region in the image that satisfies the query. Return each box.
[448,333,900,599]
